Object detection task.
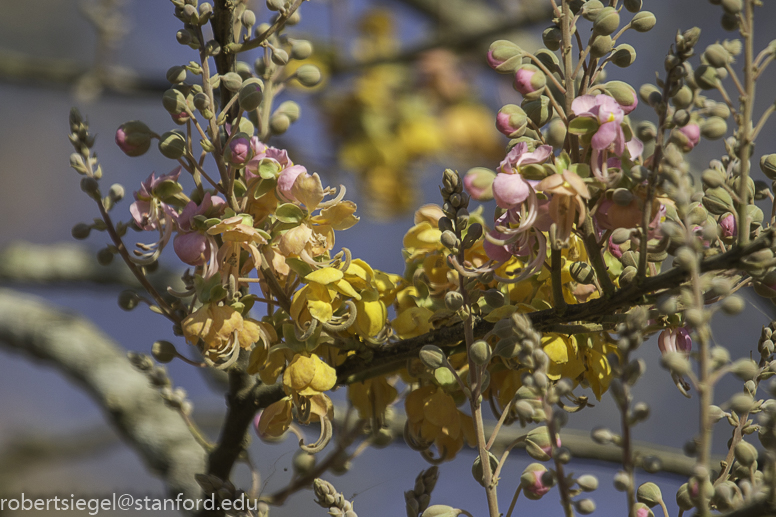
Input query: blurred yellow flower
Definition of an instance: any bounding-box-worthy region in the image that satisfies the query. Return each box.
[283,354,337,397]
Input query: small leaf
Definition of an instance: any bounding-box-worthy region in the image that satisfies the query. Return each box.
[253,178,277,199]
[258,159,281,179]
[276,203,306,224]
[568,116,599,136]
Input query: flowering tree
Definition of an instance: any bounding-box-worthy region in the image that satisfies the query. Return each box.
[43,0,776,515]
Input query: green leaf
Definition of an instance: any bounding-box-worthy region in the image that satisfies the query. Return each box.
[434,367,457,388]
[258,159,281,179]
[557,151,571,170]
[252,178,277,199]
[568,116,599,136]
[233,178,247,198]
[569,162,591,178]
[153,179,183,199]
[275,203,306,224]
[286,257,314,278]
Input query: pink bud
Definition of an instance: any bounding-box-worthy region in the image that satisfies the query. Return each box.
[720,213,736,238]
[228,137,252,165]
[277,165,308,202]
[115,121,152,157]
[173,232,209,266]
[525,471,550,498]
[679,123,701,150]
[513,65,545,97]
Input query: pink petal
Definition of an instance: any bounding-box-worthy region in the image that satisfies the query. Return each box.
[591,121,618,150]
[571,95,597,116]
[493,173,531,209]
[516,144,554,167]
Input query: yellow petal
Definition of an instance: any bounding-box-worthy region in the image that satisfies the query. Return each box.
[316,200,360,231]
[279,224,312,256]
[309,355,337,392]
[391,307,433,338]
[334,278,361,300]
[305,267,344,285]
[258,397,293,438]
[308,299,333,322]
[292,172,325,210]
[355,299,387,337]
[283,355,317,392]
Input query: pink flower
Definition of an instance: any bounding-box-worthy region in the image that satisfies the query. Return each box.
[115,121,152,157]
[463,168,496,201]
[572,94,626,154]
[720,213,736,238]
[174,192,225,269]
[493,173,531,209]
[178,192,226,232]
[498,142,554,175]
[608,235,624,259]
[173,232,210,266]
[658,328,692,356]
[277,165,309,202]
[129,168,182,231]
[244,137,293,180]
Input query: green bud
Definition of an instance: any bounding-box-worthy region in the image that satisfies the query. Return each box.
[290,39,313,60]
[570,262,595,284]
[701,167,726,187]
[734,440,758,467]
[760,154,776,181]
[624,0,642,12]
[488,40,524,73]
[71,223,92,240]
[721,295,745,315]
[576,499,596,515]
[703,186,733,214]
[241,9,256,27]
[593,7,620,36]
[80,176,100,198]
[582,0,605,21]
[421,506,461,517]
[152,340,177,363]
[721,0,742,14]
[522,96,553,127]
[271,48,289,66]
[542,26,562,51]
[158,130,186,159]
[709,102,731,119]
[166,65,187,84]
[221,72,243,92]
[591,426,614,445]
[472,451,499,487]
[470,340,491,366]
[118,290,141,311]
[639,83,662,107]
[270,113,291,134]
[96,247,114,266]
[545,117,567,149]
[611,44,636,67]
[636,121,657,142]
[590,35,614,58]
[520,463,549,497]
[700,117,728,140]
[577,474,599,492]
[296,64,322,87]
[277,100,301,123]
[631,11,656,32]
[176,29,192,45]
[671,86,693,109]
[637,482,663,507]
[704,43,731,68]
[633,503,654,517]
[613,471,631,492]
[497,104,528,138]
[444,291,465,311]
[162,88,187,114]
[661,351,691,376]
[676,484,693,510]
[729,358,759,381]
[694,65,720,90]
[238,78,264,111]
[730,392,755,414]
[419,345,446,370]
[292,450,316,476]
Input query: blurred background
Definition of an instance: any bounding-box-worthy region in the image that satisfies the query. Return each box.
[2,0,776,515]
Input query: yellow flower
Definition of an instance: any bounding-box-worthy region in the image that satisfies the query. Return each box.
[182,304,260,363]
[256,396,293,439]
[405,385,475,460]
[392,307,434,338]
[347,376,398,421]
[543,334,586,381]
[283,354,337,396]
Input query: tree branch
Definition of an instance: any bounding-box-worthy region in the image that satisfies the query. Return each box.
[0,288,206,499]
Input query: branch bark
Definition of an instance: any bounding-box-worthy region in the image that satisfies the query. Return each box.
[0,288,206,499]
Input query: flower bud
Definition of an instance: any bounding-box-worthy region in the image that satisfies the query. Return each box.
[577,474,599,492]
[176,29,192,45]
[271,48,289,66]
[760,154,776,180]
[582,1,605,21]
[97,247,114,266]
[421,506,461,517]
[472,451,499,487]
[721,295,745,315]
[419,345,446,370]
[487,40,523,73]
[158,130,186,159]
[166,65,187,84]
[71,223,92,240]
[593,7,620,35]
[152,340,177,363]
[542,26,562,51]
[637,482,663,507]
[624,0,642,12]
[721,0,742,14]
[464,167,496,201]
[520,463,550,499]
[694,65,720,90]
[734,440,758,467]
[238,78,264,111]
[116,121,153,157]
[611,44,636,67]
[590,35,614,59]
[522,96,552,127]
[700,117,728,139]
[575,499,596,515]
[613,471,631,492]
[631,11,656,32]
[240,9,256,27]
[470,340,491,366]
[730,392,755,414]
[444,291,465,311]
[162,88,188,114]
[296,64,322,87]
[270,113,291,134]
[704,43,731,68]
[118,290,141,311]
[496,104,528,138]
[513,65,546,99]
[290,39,313,60]
[219,72,242,92]
[729,358,759,381]
[591,426,614,445]
[661,351,691,376]
[633,503,654,517]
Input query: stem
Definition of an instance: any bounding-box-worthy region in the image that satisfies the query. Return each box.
[224,0,304,55]
[560,0,579,162]
[618,379,636,516]
[545,400,575,517]
[506,486,522,517]
[581,214,616,295]
[736,0,756,246]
